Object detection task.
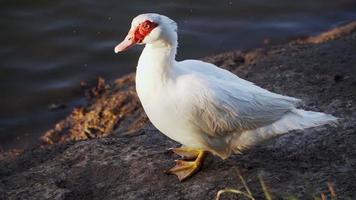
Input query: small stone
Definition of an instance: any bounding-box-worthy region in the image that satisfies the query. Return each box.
[48,103,67,111]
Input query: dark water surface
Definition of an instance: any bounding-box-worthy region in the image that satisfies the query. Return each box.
[1,0,356,150]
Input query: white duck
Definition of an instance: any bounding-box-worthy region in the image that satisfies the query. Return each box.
[114,13,337,181]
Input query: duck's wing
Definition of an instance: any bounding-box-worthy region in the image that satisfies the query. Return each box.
[175,61,301,137]
[179,59,257,87]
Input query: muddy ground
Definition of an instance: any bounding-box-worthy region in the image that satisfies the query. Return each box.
[1,22,356,200]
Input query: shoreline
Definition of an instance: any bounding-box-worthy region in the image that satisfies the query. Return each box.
[1,21,356,199]
[41,21,356,147]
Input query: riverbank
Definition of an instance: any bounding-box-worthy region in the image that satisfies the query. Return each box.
[1,21,356,199]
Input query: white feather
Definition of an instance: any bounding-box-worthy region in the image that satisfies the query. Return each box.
[232,109,338,153]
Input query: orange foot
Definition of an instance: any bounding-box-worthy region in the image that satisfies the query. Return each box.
[166,147,208,181]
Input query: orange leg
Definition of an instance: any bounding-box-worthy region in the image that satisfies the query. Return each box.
[166,147,208,181]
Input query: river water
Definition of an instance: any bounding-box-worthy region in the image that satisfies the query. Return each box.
[1,0,355,150]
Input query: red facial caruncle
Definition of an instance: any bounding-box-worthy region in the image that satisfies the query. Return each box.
[134,20,159,43]
[114,19,158,53]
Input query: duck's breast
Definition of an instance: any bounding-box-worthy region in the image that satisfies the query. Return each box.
[135,69,204,148]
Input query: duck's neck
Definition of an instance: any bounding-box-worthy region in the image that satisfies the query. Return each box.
[137,40,177,79]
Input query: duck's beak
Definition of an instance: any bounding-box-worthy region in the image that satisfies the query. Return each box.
[114,31,136,53]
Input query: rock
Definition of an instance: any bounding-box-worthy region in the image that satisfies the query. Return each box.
[1,22,356,200]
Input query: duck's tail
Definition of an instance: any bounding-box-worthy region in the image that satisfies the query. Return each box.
[232,109,338,153]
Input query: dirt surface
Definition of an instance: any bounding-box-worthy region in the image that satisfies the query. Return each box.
[1,22,356,200]
[41,75,148,145]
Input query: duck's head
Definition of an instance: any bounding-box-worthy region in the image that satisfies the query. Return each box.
[114,13,178,53]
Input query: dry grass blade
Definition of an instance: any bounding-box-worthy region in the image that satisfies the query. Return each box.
[236,169,253,197]
[216,189,255,200]
[258,174,273,200]
[215,169,256,200]
[327,182,337,200]
[215,171,341,200]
